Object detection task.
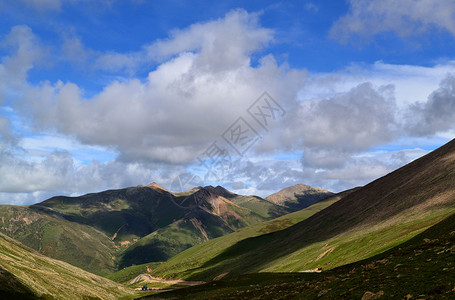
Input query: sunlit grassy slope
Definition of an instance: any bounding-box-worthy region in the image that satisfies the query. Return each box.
[0,232,137,300]
[142,211,455,299]
[0,205,116,275]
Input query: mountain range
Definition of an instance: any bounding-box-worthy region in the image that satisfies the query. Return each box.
[2,139,455,299]
[0,182,332,274]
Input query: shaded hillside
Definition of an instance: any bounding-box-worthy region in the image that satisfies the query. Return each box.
[0,232,136,300]
[0,266,39,300]
[0,205,116,275]
[265,184,334,211]
[144,211,455,299]
[33,185,187,241]
[117,209,235,268]
[152,139,455,280]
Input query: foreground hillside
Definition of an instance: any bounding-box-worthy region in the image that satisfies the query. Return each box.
[0,205,116,275]
[0,232,136,300]
[147,139,455,281]
[143,210,455,299]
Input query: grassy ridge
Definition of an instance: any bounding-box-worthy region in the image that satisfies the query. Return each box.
[142,211,455,299]
[0,205,116,275]
[34,186,187,241]
[0,266,39,300]
[198,206,455,280]
[0,232,137,300]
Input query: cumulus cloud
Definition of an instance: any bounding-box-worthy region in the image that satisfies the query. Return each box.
[94,9,273,73]
[18,10,304,165]
[330,0,455,43]
[405,73,455,136]
[263,82,399,169]
[301,83,397,150]
[0,149,157,198]
[0,25,44,144]
[0,25,43,93]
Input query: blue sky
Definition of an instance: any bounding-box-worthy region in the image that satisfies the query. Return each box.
[0,0,455,204]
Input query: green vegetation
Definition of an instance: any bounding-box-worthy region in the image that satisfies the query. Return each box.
[0,205,116,275]
[0,232,137,300]
[5,140,455,298]
[117,212,233,268]
[0,266,39,300]
[141,211,455,299]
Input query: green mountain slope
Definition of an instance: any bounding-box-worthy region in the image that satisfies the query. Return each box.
[33,185,188,242]
[151,138,455,281]
[144,210,455,299]
[0,205,116,275]
[138,189,356,280]
[265,183,334,211]
[0,232,136,300]
[117,209,234,268]
[117,185,290,268]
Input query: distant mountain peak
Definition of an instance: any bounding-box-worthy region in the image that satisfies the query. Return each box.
[146,182,170,193]
[203,185,237,198]
[266,184,333,211]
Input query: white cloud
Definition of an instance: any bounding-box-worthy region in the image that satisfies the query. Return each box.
[405,73,455,136]
[0,149,158,201]
[271,82,399,168]
[18,10,305,165]
[302,61,455,107]
[330,0,455,43]
[0,25,43,94]
[0,25,44,144]
[94,9,273,73]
